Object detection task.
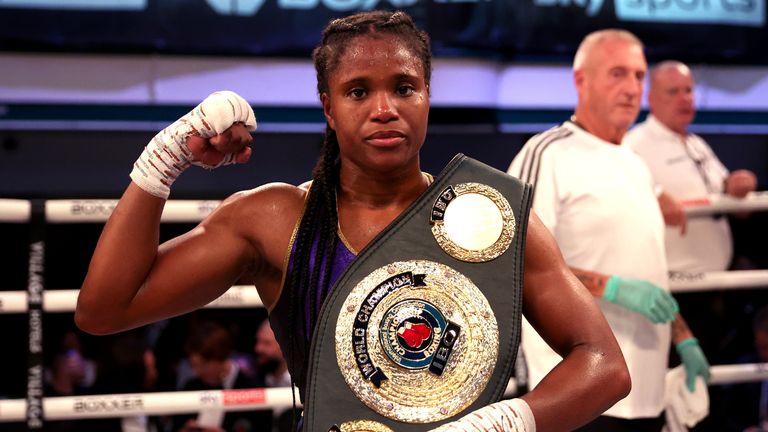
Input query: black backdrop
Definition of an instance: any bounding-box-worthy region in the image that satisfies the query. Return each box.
[0,0,765,63]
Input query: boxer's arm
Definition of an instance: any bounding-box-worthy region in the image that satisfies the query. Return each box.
[76,92,292,335]
[77,180,304,335]
[76,182,256,335]
[520,213,630,431]
[568,267,610,297]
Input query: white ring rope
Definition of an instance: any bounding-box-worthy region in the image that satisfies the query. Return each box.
[0,363,764,422]
[683,191,768,217]
[0,199,31,222]
[0,286,262,314]
[668,270,768,293]
[0,193,766,223]
[708,362,768,385]
[3,269,767,314]
[0,199,222,223]
[0,387,300,422]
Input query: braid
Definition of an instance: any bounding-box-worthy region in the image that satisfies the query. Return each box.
[307,129,340,334]
[285,128,339,409]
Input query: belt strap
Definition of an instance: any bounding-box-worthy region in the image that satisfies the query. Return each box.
[304,154,532,432]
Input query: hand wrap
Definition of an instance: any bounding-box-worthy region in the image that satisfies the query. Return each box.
[129,90,256,198]
[429,398,535,432]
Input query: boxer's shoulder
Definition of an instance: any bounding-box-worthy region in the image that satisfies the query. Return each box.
[213,182,307,229]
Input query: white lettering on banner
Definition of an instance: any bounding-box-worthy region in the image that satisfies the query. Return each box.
[2,0,761,27]
[534,0,604,16]
[533,0,763,25]
[223,389,266,405]
[210,0,416,14]
[206,0,266,14]
[616,0,765,26]
[0,0,145,10]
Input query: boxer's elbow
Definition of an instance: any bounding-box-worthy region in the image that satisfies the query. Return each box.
[615,360,632,400]
[75,290,125,335]
[605,352,632,403]
[75,307,117,335]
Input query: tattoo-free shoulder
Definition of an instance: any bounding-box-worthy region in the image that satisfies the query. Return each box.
[216,181,307,228]
[204,181,308,264]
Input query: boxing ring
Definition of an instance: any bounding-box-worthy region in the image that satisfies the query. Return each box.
[1,194,768,427]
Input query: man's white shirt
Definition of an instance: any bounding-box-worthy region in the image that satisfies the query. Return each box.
[508,121,670,419]
[624,115,732,272]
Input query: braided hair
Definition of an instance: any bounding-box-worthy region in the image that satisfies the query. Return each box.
[283,9,432,411]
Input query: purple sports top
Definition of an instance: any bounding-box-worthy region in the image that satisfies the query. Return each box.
[268,222,356,400]
[289,231,356,340]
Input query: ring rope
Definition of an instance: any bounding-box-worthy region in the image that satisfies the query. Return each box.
[0,199,222,223]
[0,363,764,422]
[1,193,767,223]
[0,286,263,314]
[0,387,300,422]
[668,270,768,293]
[4,270,767,314]
[683,191,768,217]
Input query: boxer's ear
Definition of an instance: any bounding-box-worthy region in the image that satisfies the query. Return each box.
[321,93,335,130]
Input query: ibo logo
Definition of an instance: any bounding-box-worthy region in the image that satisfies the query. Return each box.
[379,299,447,370]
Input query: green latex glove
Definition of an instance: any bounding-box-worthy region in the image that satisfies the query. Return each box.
[676,337,711,392]
[603,276,679,323]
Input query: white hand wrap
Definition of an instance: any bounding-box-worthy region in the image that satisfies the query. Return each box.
[430,398,536,432]
[129,90,257,199]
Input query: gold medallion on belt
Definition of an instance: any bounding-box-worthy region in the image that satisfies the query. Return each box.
[430,182,515,262]
[335,260,499,424]
[330,420,394,432]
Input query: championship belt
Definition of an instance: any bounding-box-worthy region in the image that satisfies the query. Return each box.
[304,154,532,432]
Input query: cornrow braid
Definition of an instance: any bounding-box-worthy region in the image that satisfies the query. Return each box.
[284,129,339,431]
[307,129,340,336]
[313,10,432,96]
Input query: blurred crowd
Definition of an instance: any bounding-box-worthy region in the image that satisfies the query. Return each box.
[36,310,293,432]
